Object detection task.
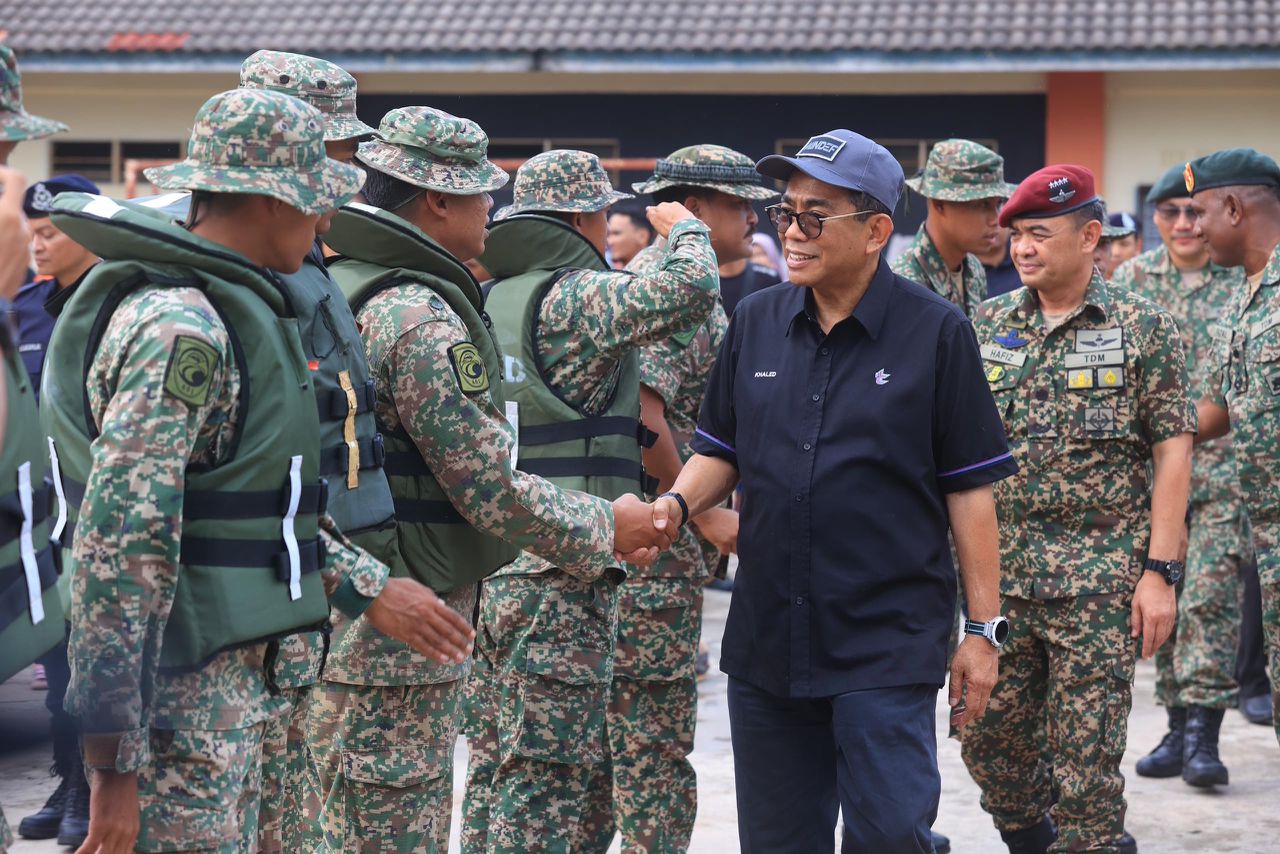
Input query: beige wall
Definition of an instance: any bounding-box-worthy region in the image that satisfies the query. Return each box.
[1103,70,1280,215]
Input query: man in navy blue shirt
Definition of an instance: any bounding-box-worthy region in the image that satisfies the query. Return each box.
[651,130,1017,853]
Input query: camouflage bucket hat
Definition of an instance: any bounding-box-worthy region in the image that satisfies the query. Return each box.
[0,44,68,142]
[144,89,364,215]
[904,139,1018,202]
[632,144,778,200]
[357,106,507,195]
[493,149,632,221]
[239,50,376,142]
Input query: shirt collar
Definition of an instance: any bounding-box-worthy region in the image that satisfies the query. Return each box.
[1005,268,1113,327]
[1261,242,1280,288]
[786,257,894,340]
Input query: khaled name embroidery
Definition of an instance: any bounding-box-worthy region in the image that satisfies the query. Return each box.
[980,343,1027,367]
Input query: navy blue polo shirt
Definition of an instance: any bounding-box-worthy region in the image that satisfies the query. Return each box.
[692,258,1017,698]
[10,273,57,401]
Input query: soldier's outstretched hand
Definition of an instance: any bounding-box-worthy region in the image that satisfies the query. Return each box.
[612,492,673,566]
[75,769,140,854]
[364,577,476,664]
[645,201,698,238]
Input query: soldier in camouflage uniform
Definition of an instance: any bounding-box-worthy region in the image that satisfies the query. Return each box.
[460,150,719,853]
[1113,162,1249,787]
[309,108,667,853]
[36,89,478,853]
[892,139,1017,318]
[567,144,772,853]
[961,165,1193,854]
[0,42,67,853]
[1190,148,1280,749]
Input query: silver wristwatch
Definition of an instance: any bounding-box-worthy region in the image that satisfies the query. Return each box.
[963,616,1010,649]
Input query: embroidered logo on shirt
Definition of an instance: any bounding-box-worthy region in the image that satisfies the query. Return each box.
[163,335,219,408]
[1084,407,1116,433]
[1075,328,1122,352]
[875,369,891,385]
[993,330,1029,349]
[753,371,777,378]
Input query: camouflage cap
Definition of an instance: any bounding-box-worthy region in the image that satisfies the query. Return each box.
[357,106,507,195]
[239,50,376,142]
[0,44,68,142]
[144,89,363,216]
[632,144,777,200]
[904,139,1017,202]
[493,149,632,221]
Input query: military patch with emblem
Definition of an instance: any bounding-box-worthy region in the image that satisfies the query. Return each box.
[1084,407,1116,434]
[448,342,489,394]
[1269,371,1280,397]
[1068,368,1094,389]
[163,335,219,408]
[986,364,1006,384]
[1075,327,1122,352]
[1098,368,1124,388]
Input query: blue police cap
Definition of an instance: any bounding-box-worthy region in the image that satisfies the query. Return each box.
[24,174,100,218]
[756,130,904,213]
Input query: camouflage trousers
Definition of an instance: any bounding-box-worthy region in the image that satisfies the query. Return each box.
[1252,531,1280,746]
[305,679,462,853]
[961,593,1138,854]
[585,578,701,853]
[135,723,268,853]
[461,570,618,853]
[1154,504,1248,709]
[258,686,323,853]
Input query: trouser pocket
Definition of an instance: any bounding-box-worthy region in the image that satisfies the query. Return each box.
[505,642,611,764]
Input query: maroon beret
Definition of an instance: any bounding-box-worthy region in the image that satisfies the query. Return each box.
[998,164,1100,228]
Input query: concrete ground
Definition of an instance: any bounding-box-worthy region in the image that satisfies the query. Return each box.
[3,587,1278,852]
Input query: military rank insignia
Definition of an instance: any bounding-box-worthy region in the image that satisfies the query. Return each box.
[448,342,490,394]
[986,365,1006,384]
[163,335,219,407]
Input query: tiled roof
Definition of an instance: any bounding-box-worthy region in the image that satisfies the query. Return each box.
[3,0,1278,62]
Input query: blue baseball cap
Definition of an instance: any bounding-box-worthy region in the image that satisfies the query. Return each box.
[24,174,101,218]
[756,130,904,213]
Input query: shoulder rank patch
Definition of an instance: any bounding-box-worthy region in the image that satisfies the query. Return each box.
[163,335,219,408]
[448,342,490,394]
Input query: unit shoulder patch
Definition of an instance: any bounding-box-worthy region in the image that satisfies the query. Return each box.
[163,335,220,408]
[448,342,490,394]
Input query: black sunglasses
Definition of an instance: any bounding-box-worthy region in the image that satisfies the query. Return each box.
[765,204,877,239]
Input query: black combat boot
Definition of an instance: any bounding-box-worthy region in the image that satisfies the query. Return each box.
[1117,831,1138,853]
[17,719,77,840]
[1182,706,1229,787]
[1134,706,1185,778]
[56,748,91,847]
[1000,816,1056,854]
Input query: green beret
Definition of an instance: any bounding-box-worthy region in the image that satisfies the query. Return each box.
[1186,147,1280,196]
[1145,162,1191,204]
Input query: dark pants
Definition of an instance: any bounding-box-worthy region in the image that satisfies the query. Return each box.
[727,676,939,854]
[1238,557,1273,700]
[37,637,78,770]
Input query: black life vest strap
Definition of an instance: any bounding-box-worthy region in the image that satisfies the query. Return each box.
[391,497,466,525]
[316,379,377,422]
[0,545,58,631]
[518,415,657,449]
[179,535,324,584]
[0,485,52,547]
[181,482,329,521]
[318,434,385,478]
[516,456,659,494]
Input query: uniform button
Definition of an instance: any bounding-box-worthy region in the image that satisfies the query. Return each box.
[820,347,830,355]
[802,442,812,451]
[811,393,821,402]
[795,494,803,502]
[795,596,805,606]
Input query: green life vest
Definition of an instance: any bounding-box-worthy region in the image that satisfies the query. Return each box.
[326,203,518,593]
[0,340,64,684]
[41,193,331,670]
[282,245,395,537]
[480,214,655,503]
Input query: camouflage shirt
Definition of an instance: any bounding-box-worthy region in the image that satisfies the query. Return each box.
[496,217,720,578]
[1112,244,1245,506]
[630,242,728,581]
[891,222,988,318]
[975,271,1196,600]
[329,283,617,686]
[1209,243,1280,573]
[67,287,388,771]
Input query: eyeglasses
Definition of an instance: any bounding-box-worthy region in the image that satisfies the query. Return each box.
[1155,205,1198,222]
[765,205,877,239]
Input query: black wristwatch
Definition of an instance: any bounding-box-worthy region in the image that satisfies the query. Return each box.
[1143,558,1184,586]
[963,616,1010,649]
[658,491,689,528]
